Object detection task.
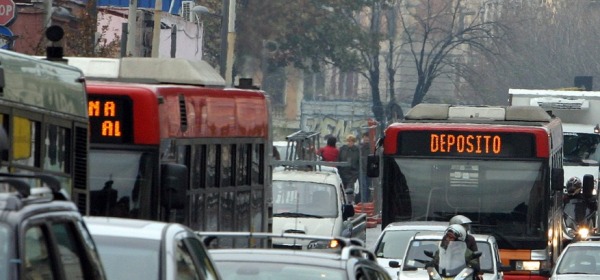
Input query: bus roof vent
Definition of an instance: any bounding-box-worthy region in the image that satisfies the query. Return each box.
[65,57,121,78]
[505,106,551,122]
[119,58,226,87]
[404,104,450,120]
[448,106,505,120]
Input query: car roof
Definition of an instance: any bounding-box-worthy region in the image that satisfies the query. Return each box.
[564,240,600,248]
[83,216,183,240]
[210,248,345,266]
[272,169,341,184]
[383,221,448,231]
[409,231,497,243]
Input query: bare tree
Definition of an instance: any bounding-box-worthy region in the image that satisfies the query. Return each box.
[468,0,600,102]
[398,0,506,106]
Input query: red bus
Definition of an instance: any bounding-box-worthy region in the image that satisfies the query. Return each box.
[369,104,565,280]
[71,57,272,233]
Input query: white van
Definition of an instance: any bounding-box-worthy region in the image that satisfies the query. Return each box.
[271,167,366,248]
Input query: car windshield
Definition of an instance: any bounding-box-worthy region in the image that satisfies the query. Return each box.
[92,235,160,280]
[375,230,434,259]
[215,260,345,280]
[402,240,495,273]
[556,246,600,275]
[273,181,338,218]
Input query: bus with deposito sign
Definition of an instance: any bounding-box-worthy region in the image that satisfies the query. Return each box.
[68,57,272,233]
[368,104,565,280]
[0,49,89,212]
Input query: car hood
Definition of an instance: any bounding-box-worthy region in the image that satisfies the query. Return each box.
[376,257,399,279]
[551,275,600,280]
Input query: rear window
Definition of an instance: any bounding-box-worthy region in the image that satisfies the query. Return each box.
[93,235,160,280]
[215,260,345,280]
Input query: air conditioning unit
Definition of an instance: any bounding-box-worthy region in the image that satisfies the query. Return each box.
[181,1,195,22]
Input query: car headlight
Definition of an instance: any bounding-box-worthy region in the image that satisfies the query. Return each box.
[515,261,540,271]
[566,227,576,238]
[578,227,590,239]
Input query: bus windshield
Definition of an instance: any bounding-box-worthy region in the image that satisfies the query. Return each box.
[390,158,547,249]
[564,132,600,165]
[89,150,157,219]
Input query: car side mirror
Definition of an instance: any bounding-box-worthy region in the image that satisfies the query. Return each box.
[342,204,355,220]
[389,260,400,268]
[424,250,434,258]
[540,268,551,277]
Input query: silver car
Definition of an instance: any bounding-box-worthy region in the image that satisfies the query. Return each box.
[372,221,447,278]
[399,232,506,280]
[84,217,222,280]
[550,241,600,279]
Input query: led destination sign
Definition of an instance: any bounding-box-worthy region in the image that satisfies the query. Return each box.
[398,131,536,158]
[88,96,133,144]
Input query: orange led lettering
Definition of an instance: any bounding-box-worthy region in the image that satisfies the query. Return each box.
[101,121,122,137]
[431,134,439,152]
[89,101,100,117]
[429,133,502,155]
[104,101,116,117]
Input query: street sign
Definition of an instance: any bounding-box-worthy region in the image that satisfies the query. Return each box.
[0,0,16,26]
[0,26,13,49]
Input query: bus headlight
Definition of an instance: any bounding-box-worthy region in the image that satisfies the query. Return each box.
[515,261,541,271]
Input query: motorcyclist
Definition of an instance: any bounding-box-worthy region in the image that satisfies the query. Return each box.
[449,215,478,253]
[563,176,597,211]
[427,224,480,279]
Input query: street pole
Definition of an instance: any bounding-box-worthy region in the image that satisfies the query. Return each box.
[126,0,137,56]
[151,0,162,57]
[225,0,236,87]
[45,0,52,27]
[219,0,229,80]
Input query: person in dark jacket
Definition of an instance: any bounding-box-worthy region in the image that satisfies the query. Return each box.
[338,134,360,203]
[427,224,480,279]
[449,215,478,253]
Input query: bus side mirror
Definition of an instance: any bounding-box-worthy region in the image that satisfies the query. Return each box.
[551,168,564,191]
[367,155,379,178]
[161,163,188,210]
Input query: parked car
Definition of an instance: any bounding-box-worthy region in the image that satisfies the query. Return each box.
[0,173,106,280]
[372,221,447,278]
[550,240,600,279]
[398,231,507,280]
[84,216,222,280]
[201,232,391,280]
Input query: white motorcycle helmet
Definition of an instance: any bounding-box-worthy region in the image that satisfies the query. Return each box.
[444,224,467,241]
[450,214,472,233]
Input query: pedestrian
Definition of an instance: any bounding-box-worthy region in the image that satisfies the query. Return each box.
[338,134,360,203]
[359,132,371,203]
[318,136,339,162]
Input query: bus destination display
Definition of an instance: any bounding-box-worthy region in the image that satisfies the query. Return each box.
[398,131,535,158]
[88,96,133,143]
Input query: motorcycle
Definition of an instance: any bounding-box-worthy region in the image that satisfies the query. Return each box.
[563,196,596,242]
[423,241,482,280]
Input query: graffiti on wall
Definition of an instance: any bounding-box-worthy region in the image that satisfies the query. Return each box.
[303,115,371,143]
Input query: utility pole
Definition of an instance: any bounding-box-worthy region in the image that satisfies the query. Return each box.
[225,0,236,87]
[151,0,162,57]
[126,0,137,56]
[219,0,236,86]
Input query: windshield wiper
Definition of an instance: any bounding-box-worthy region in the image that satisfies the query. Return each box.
[273,212,324,218]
